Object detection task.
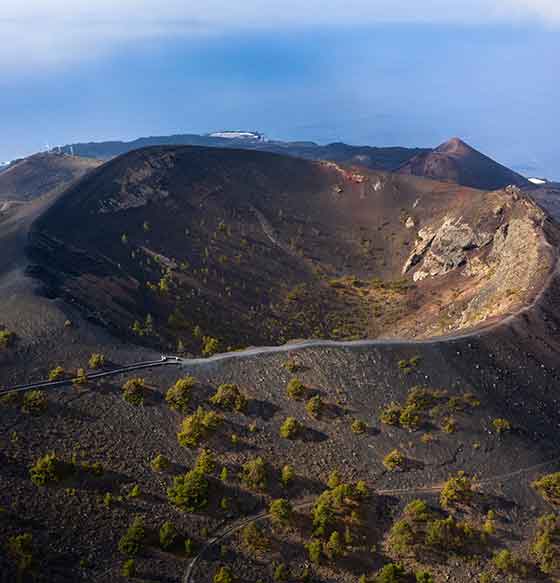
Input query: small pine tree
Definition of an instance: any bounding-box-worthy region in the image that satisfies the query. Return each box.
[159,521,178,550]
[327,470,341,489]
[281,464,295,488]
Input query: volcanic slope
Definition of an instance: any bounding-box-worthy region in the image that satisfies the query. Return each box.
[0,152,101,202]
[397,137,530,191]
[27,145,555,356]
[3,147,560,583]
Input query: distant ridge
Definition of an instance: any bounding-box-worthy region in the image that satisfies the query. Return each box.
[397,137,529,190]
[62,133,428,172]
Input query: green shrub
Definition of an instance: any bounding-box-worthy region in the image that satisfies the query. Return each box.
[286,378,306,400]
[327,470,341,489]
[415,571,434,583]
[22,390,47,414]
[441,416,457,434]
[283,358,302,373]
[375,563,408,583]
[532,513,560,575]
[355,480,368,498]
[533,472,560,504]
[118,517,145,557]
[213,566,233,583]
[492,418,512,434]
[167,468,209,511]
[269,498,293,525]
[306,395,323,419]
[306,538,322,564]
[280,417,301,439]
[325,530,343,560]
[166,376,196,413]
[405,387,439,410]
[0,328,15,348]
[242,522,269,552]
[351,419,366,434]
[122,378,147,406]
[128,484,141,498]
[177,407,222,448]
[159,521,178,550]
[383,449,405,471]
[281,464,295,487]
[48,366,65,381]
[241,457,267,491]
[202,336,220,357]
[210,383,247,412]
[88,353,105,369]
[379,402,402,426]
[273,563,289,581]
[312,491,335,536]
[492,549,524,574]
[30,452,73,486]
[399,405,422,431]
[7,533,33,572]
[440,471,473,509]
[194,449,216,475]
[150,453,171,473]
[184,538,195,557]
[425,516,474,552]
[122,558,136,577]
[74,368,88,385]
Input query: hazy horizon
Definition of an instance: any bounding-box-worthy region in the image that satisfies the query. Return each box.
[2,3,560,179]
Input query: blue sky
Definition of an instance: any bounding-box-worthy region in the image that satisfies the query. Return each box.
[1,2,559,178]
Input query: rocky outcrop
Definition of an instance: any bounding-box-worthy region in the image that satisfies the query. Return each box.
[99,152,176,213]
[403,217,493,281]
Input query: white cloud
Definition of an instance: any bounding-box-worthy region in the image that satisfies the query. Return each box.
[1,1,560,70]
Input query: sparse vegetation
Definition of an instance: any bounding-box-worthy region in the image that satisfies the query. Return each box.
[242,457,267,491]
[122,377,147,405]
[281,464,295,488]
[202,336,220,357]
[210,383,247,412]
[269,498,293,526]
[118,516,145,557]
[242,522,269,553]
[383,449,405,471]
[440,471,473,509]
[30,452,73,486]
[532,513,560,575]
[492,417,512,434]
[7,532,34,573]
[150,453,171,473]
[48,366,65,381]
[306,395,323,418]
[286,378,306,400]
[379,402,403,426]
[88,353,105,369]
[159,521,178,550]
[177,407,222,448]
[167,468,209,511]
[0,328,16,348]
[166,376,196,413]
[280,416,301,439]
[22,390,47,414]
[351,419,367,434]
[533,472,560,504]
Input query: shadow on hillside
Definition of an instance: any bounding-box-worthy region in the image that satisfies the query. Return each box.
[247,398,280,421]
